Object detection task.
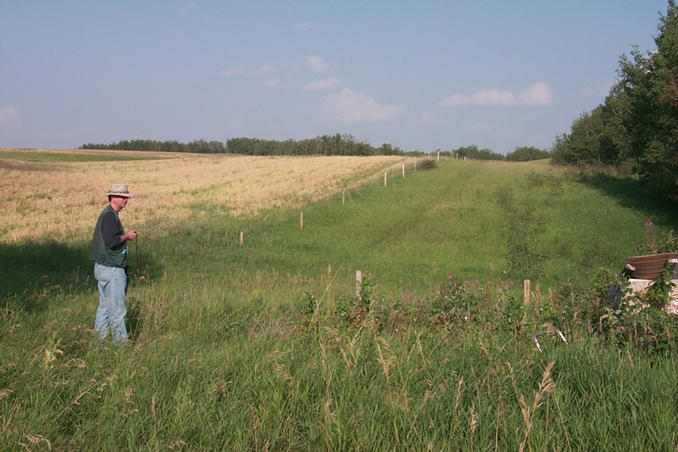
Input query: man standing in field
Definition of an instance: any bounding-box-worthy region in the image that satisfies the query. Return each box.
[89,183,137,343]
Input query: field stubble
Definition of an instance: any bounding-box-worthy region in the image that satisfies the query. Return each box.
[0,149,404,243]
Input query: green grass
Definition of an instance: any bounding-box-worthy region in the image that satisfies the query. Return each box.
[141,159,675,296]
[2,159,677,450]
[0,150,163,163]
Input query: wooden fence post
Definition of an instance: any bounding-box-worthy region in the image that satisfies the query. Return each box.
[437,150,440,162]
[402,162,405,178]
[524,280,531,306]
[239,231,243,247]
[356,270,362,297]
[342,189,345,205]
[384,172,387,187]
[300,211,304,230]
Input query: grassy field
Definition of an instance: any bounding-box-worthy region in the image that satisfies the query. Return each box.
[1,150,677,450]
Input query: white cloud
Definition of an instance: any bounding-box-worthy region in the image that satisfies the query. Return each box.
[304,78,340,91]
[518,82,552,106]
[306,55,329,73]
[321,88,405,123]
[220,65,278,77]
[444,89,515,107]
[294,22,314,31]
[442,82,552,107]
[263,78,280,87]
[0,106,20,129]
[176,2,198,14]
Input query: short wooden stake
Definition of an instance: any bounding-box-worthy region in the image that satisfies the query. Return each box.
[342,189,345,205]
[327,264,332,276]
[402,162,405,177]
[239,231,244,247]
[300,211,304,230]
[356,270,362,297]
[384,172,387,187]
[437,150,440,162]
[524,280,531,306]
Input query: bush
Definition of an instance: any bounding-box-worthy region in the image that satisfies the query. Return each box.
[506,146,551,162]
[418,159,438,170]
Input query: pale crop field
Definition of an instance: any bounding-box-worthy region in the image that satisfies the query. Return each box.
[0,148,406,243]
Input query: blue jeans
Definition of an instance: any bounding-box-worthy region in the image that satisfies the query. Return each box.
[94,263,129,342]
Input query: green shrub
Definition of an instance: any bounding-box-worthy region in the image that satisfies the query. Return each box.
[418,158,437,170]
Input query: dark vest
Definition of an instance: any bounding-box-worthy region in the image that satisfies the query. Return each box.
[89,205,127,268]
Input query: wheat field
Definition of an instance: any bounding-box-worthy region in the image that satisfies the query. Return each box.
[0,148,405,243]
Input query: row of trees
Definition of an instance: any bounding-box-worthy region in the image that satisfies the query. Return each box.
[81,134,421,157]
[225,134,418,156]
[438,145,550,161]
[80,139,227,153]
[82,137,550,161]
[552,1,678,195]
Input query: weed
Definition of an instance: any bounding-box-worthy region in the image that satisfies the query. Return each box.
[499,283,524,332]
[429,275,481,328]
[297,290,318,317]
[643,262,676,310]
[418,159,438,170]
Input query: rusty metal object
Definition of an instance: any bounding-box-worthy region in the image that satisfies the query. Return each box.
[624,253,678,280]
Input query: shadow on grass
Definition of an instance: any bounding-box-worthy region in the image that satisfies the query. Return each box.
[0,240,158,314]
[585,174,678,230]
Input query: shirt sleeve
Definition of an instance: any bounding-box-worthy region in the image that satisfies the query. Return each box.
[101,211,123,248]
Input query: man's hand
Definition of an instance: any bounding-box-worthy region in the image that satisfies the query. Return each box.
[124,230,138,242]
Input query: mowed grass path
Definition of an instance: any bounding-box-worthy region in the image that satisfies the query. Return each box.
[2,157,677,450]
[149,159,666,300]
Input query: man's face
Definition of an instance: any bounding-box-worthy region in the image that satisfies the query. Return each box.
[110,196,129,212]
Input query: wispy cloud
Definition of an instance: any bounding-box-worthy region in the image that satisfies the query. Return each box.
[321,88,405,123]
[306,55,329,73]
[520,82,552,106]
[442,82,552,107]
[294,22,314,31]
[176,2,198,14]
[220,65,278,77]
[304,78,340,91]
[412,111,446,126]
[0,106,20,129]
[263,78,280,87]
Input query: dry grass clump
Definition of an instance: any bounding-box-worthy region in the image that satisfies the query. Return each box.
[0,149,403,242]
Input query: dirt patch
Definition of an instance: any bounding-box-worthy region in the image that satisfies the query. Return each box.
[0,160,40,171]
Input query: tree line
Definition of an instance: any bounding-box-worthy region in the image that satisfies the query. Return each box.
[552,0,678,196]
[81,134,423,157]
[81,137,550,161]
[80,139,228,154]
[438,145,550,161]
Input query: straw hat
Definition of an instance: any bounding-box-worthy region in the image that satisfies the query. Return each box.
[106,183,133,198]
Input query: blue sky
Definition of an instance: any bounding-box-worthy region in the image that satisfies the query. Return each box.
[0,1,670,154]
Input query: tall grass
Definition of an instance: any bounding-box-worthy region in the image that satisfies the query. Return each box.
[2,158,677,450]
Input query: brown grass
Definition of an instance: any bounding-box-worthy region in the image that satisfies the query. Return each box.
[0,148,405,243]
